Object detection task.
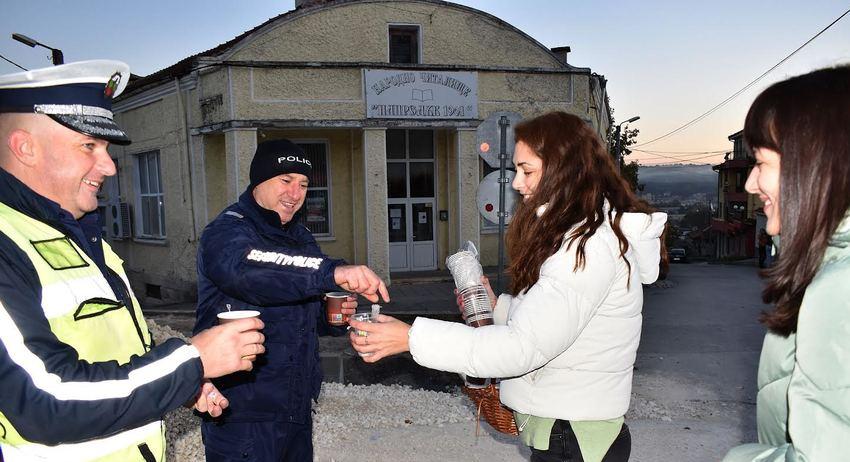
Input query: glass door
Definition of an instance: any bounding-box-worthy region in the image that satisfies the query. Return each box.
[387,129,436,271]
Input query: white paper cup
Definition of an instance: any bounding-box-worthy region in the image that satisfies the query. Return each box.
[217,310,261,323]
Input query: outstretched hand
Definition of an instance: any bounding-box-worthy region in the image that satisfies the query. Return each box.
[334,265,390,303]
[348,314,410,362]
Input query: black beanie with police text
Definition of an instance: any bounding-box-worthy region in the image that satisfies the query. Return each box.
[248,139,313,190]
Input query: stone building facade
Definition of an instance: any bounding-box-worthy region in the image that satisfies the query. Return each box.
[711,130,763,259]
[104,0,610,304]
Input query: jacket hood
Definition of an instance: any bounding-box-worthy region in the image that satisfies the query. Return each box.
[618,211,668,284]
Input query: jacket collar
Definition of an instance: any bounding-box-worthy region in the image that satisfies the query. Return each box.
[0,166,70,224]
[237,188,295,231]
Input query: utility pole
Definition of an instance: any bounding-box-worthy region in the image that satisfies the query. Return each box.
[496,115,509,294]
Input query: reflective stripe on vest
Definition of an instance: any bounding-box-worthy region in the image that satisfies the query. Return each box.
[0,421,164,462]
[0,202,164,461]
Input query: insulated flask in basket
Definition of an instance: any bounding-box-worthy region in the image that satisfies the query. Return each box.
[446,241,492,388]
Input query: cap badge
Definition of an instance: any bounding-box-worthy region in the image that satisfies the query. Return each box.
[104,71,122,98]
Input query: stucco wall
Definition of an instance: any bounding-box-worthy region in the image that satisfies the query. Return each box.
[111,93,198,303]
[230,65,586,125]
[202,134,227,220]
[226,1,560,69]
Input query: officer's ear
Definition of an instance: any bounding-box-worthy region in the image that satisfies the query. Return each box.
[6,128,38,168]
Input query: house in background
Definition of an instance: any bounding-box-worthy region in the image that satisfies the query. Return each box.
[101,0,611,305]
[710,130,763,259]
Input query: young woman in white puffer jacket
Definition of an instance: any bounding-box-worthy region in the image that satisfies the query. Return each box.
[350,111,667,462]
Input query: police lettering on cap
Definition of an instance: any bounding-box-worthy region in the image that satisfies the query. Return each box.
[249,139,313,190]
[0,60,132,145]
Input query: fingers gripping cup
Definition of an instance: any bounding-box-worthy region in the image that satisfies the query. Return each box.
[217,310,261,360]
[325,292,351,326]
[351,312,373,357]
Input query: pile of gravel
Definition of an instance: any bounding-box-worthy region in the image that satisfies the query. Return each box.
[314,383,475,447]
[147,319,477,461]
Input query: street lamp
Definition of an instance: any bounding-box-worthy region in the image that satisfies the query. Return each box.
[614,116,640,172]
[12,33,64,65]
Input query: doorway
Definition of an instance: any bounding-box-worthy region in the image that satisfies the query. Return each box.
[387,129,437,271]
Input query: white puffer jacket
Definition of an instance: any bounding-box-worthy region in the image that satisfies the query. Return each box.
[409,209,667,420]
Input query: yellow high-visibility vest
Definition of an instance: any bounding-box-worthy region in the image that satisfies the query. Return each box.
[0,201,165,462]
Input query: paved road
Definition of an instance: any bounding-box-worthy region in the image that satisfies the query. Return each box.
[628,261,767,461]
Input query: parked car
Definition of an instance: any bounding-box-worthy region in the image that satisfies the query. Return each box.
[669,248,688,263]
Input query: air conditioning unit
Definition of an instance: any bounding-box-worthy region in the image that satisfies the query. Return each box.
[106,202,132,240]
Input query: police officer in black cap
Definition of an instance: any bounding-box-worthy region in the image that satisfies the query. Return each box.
[194,138,389,461]
[0,60,265,461]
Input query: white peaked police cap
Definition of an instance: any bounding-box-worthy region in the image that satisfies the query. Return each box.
[0,60,132,145]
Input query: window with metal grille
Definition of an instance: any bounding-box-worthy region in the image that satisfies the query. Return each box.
[135,150,166,239]
[296,142,332,236]
[389,25,420,64]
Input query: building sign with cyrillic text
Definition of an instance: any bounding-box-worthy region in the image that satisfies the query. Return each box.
[364,69,478,119]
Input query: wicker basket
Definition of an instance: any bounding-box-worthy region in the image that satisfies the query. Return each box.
[462,383,518,436]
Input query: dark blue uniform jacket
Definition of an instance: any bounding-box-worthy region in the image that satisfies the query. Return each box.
[193,190,344,424]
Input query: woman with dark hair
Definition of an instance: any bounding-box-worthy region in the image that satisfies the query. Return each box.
[350,111,667,461]
[723,65,850,461]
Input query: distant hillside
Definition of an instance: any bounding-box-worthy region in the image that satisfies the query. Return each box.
[638,164,716,198]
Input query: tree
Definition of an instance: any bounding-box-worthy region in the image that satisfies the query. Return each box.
[606,102,642,192]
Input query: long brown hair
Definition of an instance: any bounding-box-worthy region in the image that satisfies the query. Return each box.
[744,65,850,336]
[506,111,655,295]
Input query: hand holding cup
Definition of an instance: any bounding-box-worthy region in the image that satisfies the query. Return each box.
[191,314,265,378]
[348,314,411,362]
[325,292,357,326]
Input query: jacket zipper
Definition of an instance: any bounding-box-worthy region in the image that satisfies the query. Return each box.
[107,267,149,352]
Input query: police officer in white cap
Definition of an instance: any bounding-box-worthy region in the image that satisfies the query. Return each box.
[0,60,266,461]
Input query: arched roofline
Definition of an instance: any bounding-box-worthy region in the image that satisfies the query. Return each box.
[121,0,586,98]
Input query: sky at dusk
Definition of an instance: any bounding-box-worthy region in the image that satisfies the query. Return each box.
[2,0,848,165]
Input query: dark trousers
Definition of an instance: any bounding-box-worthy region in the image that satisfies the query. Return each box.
[202,419,312,462]
[530,420,631,462]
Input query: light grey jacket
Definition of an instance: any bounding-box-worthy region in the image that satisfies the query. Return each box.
[723,211,850,461]
[409,209,666,420]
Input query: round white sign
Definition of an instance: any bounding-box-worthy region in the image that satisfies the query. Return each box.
[477,170,519,225]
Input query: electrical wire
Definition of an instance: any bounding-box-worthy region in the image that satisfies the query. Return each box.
[636,152,727,164]
[633,6,850,148]
[629,148,728,155]
[625,147,728,164]
[0,53,27,71]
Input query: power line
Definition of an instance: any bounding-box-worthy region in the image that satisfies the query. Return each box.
[633,6,850,148]
[629,148,728,155]
[0,53,27,71]
[627,148,728,163]
[633,151,727,164]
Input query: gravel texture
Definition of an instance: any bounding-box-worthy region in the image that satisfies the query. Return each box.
[149,320,483,461]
